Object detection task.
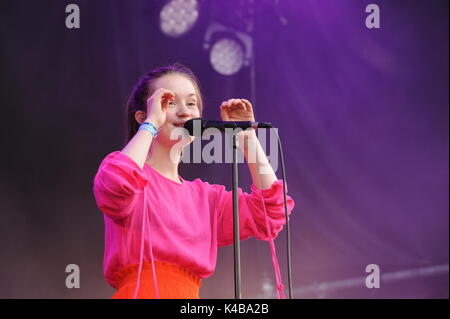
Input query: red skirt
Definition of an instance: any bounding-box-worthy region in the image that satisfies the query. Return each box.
[112,260,202,299]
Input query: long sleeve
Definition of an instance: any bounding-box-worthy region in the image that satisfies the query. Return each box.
[213,179,295,247]
[93,151,148,220]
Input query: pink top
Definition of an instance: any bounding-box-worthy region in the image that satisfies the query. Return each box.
[93,151,295,298]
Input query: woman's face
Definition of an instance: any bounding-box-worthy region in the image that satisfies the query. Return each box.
[151,73,201,146]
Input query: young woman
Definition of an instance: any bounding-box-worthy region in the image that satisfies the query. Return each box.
[93,63,295,299]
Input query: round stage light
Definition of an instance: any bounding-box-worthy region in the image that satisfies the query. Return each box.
[159,0,199,38]
[209,38,245,76]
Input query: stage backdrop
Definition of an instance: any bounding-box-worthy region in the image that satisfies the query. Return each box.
[0,0,448,298]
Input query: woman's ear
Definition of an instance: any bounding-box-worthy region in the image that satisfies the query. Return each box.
[134,110,146,124]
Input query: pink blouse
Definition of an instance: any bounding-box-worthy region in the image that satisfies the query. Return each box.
[93,151,295,298]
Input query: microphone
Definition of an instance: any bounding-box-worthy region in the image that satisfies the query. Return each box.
[183,118,272,137]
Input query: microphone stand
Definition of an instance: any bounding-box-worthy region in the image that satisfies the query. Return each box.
[187,118,284,299]
[231,133,241,299]
[186,119,271,299]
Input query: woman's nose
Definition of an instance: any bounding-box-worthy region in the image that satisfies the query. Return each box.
[177,104,190,116]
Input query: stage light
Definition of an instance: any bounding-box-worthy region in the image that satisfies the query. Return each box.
[209,38,245,76]
[203,22,253,76]
[159,0,199,38]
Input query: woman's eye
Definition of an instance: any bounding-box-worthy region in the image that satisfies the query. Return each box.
[168,101,196,107]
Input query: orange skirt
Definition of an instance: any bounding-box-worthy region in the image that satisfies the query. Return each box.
[112,260,202,299]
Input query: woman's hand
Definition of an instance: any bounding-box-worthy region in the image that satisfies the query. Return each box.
[145,88,175,129]
[219,98,255,122]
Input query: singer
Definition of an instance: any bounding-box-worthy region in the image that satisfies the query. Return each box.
[92,63,295,299]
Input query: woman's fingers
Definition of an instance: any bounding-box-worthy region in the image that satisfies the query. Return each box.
[241,99,252,111]
[147,89,174,105]
[220,103,230,121]
[158,89,176,110]
[161,90,175,102]
[220,98,250,115]
[222,99,246,110]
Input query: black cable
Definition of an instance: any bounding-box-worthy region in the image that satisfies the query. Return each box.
[271,128,293,299]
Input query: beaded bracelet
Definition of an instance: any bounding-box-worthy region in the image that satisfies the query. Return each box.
[139,121,159,138]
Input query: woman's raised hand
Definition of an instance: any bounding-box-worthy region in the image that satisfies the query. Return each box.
[220,98,255,122]
[145,88,175,129]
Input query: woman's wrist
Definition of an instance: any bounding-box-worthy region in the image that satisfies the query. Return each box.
[139,121,159,138]
[144,118,160,129]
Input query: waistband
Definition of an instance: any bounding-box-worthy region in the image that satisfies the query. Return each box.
[114,260,202,289]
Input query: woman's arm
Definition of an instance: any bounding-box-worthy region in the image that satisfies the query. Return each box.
[238,130,277,190]
[93,151,149,220]
[216,99,294,246]
[121,129,154,170]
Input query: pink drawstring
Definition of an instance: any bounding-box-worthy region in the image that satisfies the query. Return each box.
[133,190,160,299]
[132,195,145,299]
[257,186,286,299]
[268,236,285,299]
[146,203,160,299]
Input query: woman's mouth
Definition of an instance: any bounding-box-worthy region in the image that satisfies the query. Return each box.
[173,122,187,128]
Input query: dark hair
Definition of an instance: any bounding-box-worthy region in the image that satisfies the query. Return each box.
[124,63,204,145]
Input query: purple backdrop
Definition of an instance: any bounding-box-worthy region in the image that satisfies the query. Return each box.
[0,0,447,298]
